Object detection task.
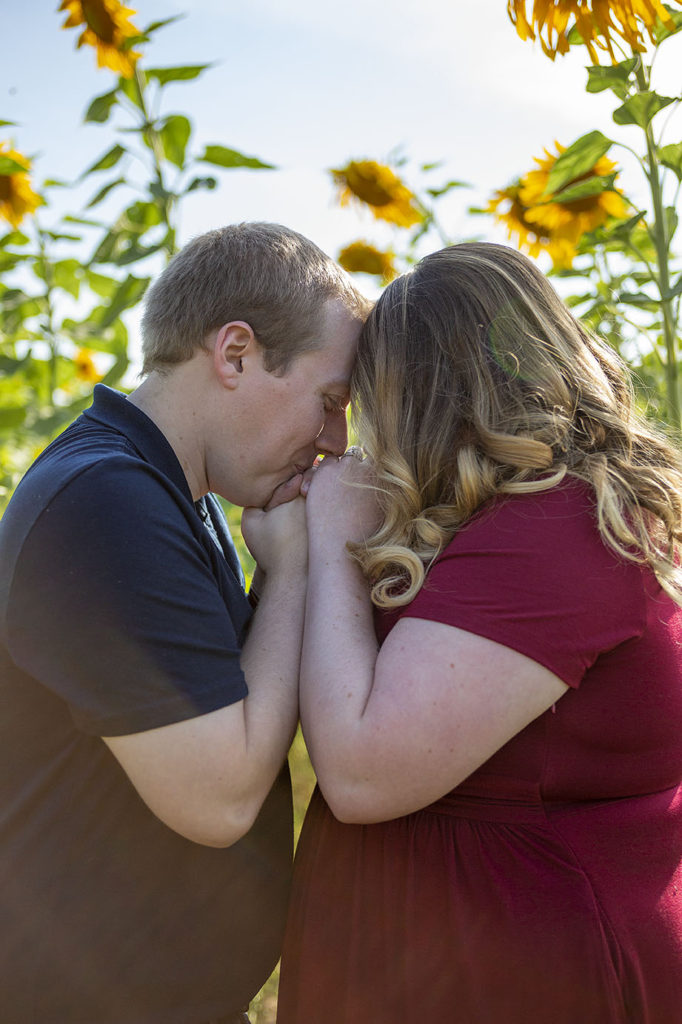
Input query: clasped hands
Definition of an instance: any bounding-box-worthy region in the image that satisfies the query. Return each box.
[241,449,381,578]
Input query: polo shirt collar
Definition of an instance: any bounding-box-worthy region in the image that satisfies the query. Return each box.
[83,384,194,504]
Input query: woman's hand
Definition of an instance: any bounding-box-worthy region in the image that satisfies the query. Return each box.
[306,451,382,548]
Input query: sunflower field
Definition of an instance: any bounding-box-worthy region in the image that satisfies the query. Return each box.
[334,1,682,431]
[2,2,682,510]
[1,2,682,1022]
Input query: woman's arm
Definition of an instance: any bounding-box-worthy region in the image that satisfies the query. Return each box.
[301,457,567,824]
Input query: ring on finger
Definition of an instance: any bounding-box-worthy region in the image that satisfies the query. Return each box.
[341,446,364,459]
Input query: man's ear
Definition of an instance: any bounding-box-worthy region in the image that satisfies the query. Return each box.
[212,321,257,389]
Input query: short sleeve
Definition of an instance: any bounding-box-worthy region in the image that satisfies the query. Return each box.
[6,457,250,735]
[398,483,647,689]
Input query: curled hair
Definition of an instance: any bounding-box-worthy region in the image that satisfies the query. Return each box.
[141,222,370,374]
[350,242,682,608]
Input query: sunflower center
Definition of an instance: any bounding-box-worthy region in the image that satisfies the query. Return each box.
[344,166,395,207]
[0,177,12,202]
[80,0,117,44]
[559,196,603,214]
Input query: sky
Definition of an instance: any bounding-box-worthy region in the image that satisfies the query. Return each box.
[3,1,682,363]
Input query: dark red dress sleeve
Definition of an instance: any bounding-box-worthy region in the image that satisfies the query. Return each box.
[389,480,647,688]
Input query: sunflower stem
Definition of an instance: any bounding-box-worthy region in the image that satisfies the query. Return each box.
[35,226,58,410]
[131,67,177,261]
[634,59,680,429]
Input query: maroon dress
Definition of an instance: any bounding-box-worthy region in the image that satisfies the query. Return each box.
[277,481,682,1023]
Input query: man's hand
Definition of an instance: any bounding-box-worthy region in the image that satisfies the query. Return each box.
[242,494,307,577]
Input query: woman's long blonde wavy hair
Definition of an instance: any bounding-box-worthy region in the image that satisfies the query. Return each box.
[350,242,682,609]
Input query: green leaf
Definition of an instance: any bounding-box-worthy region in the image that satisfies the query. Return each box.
[159,114,191,168]
[663,275,682,301]
[82,144,126,177]
[84,90,118,124]
[45,231,82,242]
[61,316,97,343]
[0,286,29,304]
[426,179,469,198]
[583,210,646,248]
[107,316,131,354]
[90,228,126,265]
[86,177,127,209]
[198,145,276,170]
[585,58,638,100]
[97,274,150,327]
[185,176,217,193]
[0,230,30,246]
[543,131,614,196]
[148,183,177,206]
[117,31,144,53]
[53,259,83,300]
[86,270,120,299]
[0,406,27,429]
[114,241,166,266]
[0,155,29,175]
[612,92,676,129]
[548,174,617,204]
[43,178,68,188]
[118,76,143,110]
[664,205,679,243]
[0,119,17,128]
[142,16,185,36]
[0,294,42,332]
[90,203,163,265]
[0,353,30,376]
[64,215,104,228]
[618,290,660,311]
[146,65,211,87]
[0,252,29,274]
[100,351,130,387]
[653,6,682,42]
[123,201,163,232]
[659,142,682,181]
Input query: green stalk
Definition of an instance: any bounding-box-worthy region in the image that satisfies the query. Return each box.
[634,60,680,429]
[132,67,176,260]
[36,227,58,410]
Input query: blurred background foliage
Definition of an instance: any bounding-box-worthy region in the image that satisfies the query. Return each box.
[1,2,681,1020]
[2,3,681,513]
[334,2,682,429]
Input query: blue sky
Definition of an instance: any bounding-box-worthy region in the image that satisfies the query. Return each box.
[4,1,681,351]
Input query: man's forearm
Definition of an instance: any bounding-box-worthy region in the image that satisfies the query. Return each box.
[239,566,306,795]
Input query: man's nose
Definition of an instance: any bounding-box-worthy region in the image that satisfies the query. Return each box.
[316,408,349,457]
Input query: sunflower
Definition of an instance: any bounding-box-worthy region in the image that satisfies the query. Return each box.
[332,160,424,228]
[58,0,142,77]
[0,143,42,229]
[74,349,102,383]
[507,0,677,62]
[487,182,576,267]
[338,241,398,283]
[519,143,628,252]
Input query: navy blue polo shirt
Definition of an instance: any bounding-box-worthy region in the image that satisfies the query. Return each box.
[0,386,293,1023]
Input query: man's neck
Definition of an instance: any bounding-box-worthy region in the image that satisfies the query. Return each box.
[128,367,209,501]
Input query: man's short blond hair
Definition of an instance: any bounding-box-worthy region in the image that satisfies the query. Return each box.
[140,222,370,375]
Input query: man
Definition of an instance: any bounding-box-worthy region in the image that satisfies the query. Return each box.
[0,223,368,1023]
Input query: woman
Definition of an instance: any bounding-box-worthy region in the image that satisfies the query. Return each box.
[276,243,682,1023]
